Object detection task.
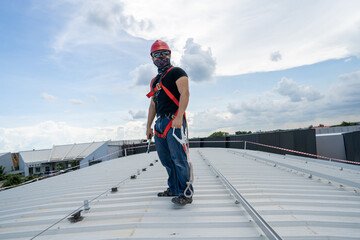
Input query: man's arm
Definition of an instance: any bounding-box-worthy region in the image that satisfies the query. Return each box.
[146,98,156,139]
[172,76,189,128]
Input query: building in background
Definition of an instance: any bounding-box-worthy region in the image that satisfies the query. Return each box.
[316,125,360,162]
[0,153,13,173]
[18,141,109,177]
[15,140,145,177]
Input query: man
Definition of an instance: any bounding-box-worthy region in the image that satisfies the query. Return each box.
[146,40,193,205]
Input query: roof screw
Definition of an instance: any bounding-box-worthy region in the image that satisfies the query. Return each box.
[273,164,277,167]
[142,168,147,172]
[340,167,343,171]
[235,200,240,204]
[150,163,154,166]
[131,175,137,179]
[308,174,312,179]
[84,200,90,211]
[111,187,118,193]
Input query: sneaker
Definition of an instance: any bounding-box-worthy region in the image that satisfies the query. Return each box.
[171,195,193,205]
[157,188,176,197]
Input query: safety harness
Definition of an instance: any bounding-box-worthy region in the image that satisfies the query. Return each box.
[146,66,186,139]
[146,67,193,197]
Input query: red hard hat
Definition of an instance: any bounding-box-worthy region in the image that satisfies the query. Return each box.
[150,40,171,55]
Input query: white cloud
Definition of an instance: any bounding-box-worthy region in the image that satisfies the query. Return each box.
[124,0,360,75]
[91,96,98,103]
[69,99,85,105]
[41,93,58,102]
[129,110,147,119]
[116,121,146,140]
[130,63,156,86]
[0,121,118,152]
[227,71,360,130]
[180,38,216,83]
[50,1,360,75]
[187,108,234,136]
[52,0,153,53]
[0,120,148,152]
[326,71,360,109]
[275,77,323,102]
[270,51,282,62]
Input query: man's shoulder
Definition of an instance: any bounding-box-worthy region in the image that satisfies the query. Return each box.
[170,66,186,72]
[169,66,188,78]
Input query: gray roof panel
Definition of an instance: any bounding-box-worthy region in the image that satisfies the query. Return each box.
[50,141,106,161]
[19,149,51,164]
[19,142,107,164]
[1,148,360,239]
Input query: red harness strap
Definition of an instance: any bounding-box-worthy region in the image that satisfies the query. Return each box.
[146,66,174,98]
[146,67,185,139]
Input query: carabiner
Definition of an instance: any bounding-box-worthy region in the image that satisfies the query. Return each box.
[172,126,187,145]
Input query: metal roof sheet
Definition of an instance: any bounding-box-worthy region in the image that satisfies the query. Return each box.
[19,142,107,164]
[0,152,10,157]
[19,149,51,164]
[50,142,107,161]
[1,148,360,239]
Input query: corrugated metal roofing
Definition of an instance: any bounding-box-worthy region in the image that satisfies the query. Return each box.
[19,142,107,164]
[50,142,107,161]
[0,152,10,157]
[1,148,360,239]
[203,149,360,239]
[19,149,51,164]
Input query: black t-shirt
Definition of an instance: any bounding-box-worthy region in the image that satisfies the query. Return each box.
[151,67,188,116]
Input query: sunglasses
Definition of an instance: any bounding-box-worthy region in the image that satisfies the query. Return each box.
[152,51,170,58]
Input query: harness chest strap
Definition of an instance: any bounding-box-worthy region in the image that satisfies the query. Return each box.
[146,67,185,139]
[146,66,174,98]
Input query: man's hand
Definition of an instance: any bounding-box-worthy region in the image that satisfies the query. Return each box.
[171,115,182,129]
[146,127,153,140]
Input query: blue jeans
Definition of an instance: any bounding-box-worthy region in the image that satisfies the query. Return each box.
[154,116,194,196]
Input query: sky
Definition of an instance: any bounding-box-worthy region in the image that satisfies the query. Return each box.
[1,0,360,153]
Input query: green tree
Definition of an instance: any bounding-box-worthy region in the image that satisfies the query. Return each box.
[338,121,356,127]
[0,165,6,181]
[56,163,66,170]
[2,174,23,187]
[24,174,39,182]
[235,131,252,135]
[208,131,229,138]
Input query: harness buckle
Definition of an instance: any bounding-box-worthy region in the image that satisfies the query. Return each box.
[155,83,162,91]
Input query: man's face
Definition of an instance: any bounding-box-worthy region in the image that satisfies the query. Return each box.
[151,50,171,62]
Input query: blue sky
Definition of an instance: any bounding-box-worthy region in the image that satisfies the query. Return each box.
[1,0,360,152]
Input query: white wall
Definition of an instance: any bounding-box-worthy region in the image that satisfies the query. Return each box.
[0,153,14,173]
